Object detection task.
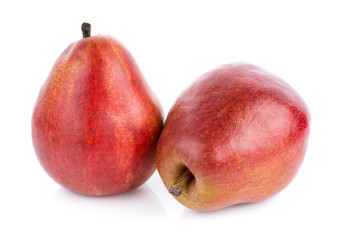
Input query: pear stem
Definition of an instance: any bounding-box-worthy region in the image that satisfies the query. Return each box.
[169,168,194,197]
[81,22,91,38]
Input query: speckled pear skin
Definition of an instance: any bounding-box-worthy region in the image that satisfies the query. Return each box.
[32,35,163,196]
[156,63,310,211]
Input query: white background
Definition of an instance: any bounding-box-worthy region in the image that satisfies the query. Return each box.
[0,0,339,239]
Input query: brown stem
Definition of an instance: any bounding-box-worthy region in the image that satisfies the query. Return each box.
[81,22,91,38]
[169,168,194,197]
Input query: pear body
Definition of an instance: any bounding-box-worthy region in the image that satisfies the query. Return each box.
[156,63,310,211]
[32,35,163,196]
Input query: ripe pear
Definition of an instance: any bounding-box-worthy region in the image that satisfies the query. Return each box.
[32,23,163,196]
[156,63,310,211]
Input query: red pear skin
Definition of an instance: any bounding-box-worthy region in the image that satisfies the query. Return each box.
[156,63,310,211]
[32,25,163,196]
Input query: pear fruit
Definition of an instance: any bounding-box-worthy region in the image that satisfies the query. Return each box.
[156,63,310,211]
[32,23,163,196]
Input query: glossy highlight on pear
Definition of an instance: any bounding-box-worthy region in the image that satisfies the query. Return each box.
[32,23,163,196]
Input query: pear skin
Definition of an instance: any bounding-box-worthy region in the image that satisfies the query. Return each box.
[156,63,310,211]
[32,23,163,196]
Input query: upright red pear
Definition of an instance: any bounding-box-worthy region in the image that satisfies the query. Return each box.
[156,63,310,211]
[32,23,163,196]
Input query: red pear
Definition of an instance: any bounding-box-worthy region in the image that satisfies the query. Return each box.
[156,63,310,211]
[32,23,163,196]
